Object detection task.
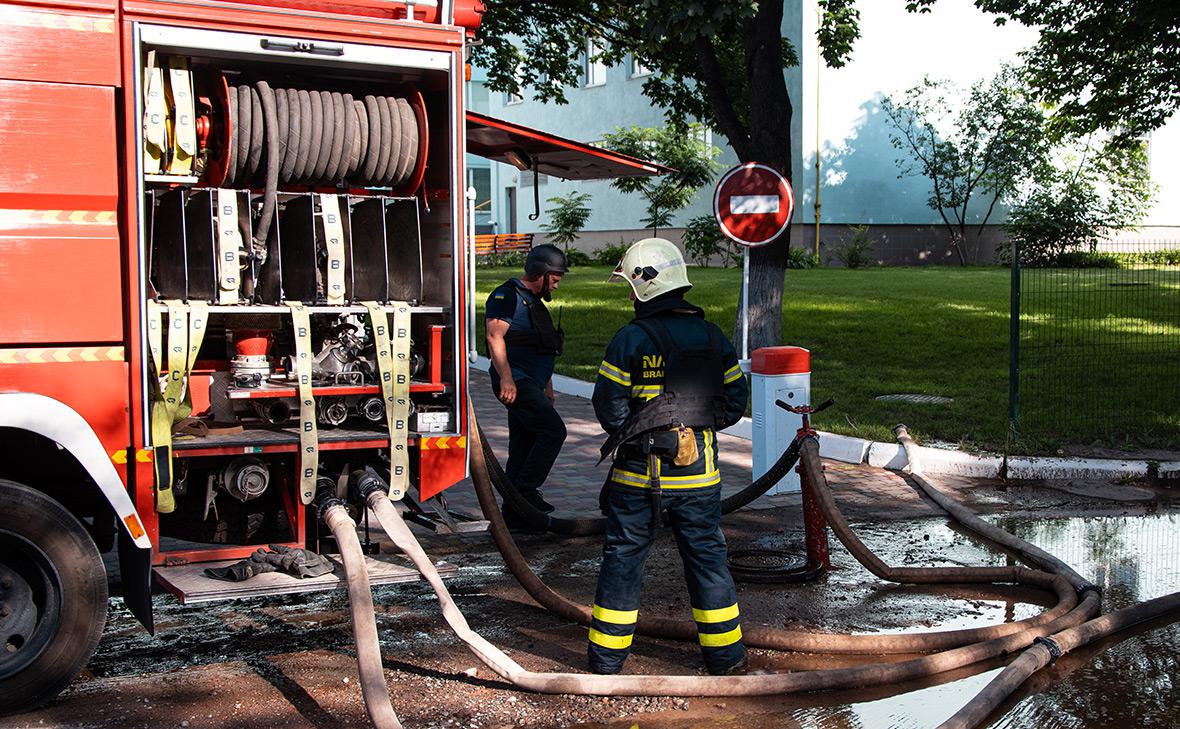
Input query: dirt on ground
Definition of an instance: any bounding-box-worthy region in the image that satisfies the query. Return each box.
[3,473,1178,729]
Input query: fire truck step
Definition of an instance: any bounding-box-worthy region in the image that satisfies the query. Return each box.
[153,552,457,604]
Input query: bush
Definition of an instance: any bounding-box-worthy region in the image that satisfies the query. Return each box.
[592,240,631,266]
[788,246,820,269]
[540,192,592,251]
[682,214,739,267]
[831,225,876,269]
[475,251,528,269]
[564,249,592,267]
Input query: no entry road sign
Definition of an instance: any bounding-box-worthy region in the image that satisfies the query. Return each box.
[713,162,794,247]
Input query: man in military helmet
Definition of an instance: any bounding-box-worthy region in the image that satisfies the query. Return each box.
[587,237,749,676]
[484,243,569,530]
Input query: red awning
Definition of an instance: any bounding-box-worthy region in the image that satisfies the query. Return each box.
[465,110,671,180]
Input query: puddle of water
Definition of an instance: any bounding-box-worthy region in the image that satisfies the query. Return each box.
[583,512,1180,729]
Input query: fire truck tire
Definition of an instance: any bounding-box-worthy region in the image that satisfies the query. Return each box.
[361,95,383,181]
[394,97,416,184]
[0,479,107,716]
[294,89,314,181]
[383,96,402,186]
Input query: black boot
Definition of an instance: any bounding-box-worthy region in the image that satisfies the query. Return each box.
[520,488,555,514]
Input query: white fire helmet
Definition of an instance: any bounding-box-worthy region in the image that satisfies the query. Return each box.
[609,237,692,302]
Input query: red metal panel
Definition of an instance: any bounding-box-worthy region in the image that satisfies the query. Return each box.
[0,81,120,211]
[418,444,466,500]
[122,0,463,49]
[0,360,130,456]
[0,233,123,343]
[0,4,118,86]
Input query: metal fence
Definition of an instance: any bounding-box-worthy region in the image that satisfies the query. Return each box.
[1009,237,1180,451]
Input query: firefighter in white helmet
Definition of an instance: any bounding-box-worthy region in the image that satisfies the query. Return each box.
[587,237,750,675]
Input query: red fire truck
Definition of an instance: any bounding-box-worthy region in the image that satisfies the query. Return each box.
[0,0,660,710]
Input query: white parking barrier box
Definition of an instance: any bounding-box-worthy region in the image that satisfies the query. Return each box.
[751,346,810,494]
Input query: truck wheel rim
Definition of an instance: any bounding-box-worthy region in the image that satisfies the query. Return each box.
[0,532,63,680]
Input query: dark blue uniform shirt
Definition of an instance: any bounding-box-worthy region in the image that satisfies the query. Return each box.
[485,279,556,386]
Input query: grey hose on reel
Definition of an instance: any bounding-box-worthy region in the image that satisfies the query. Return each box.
[221,78,421,265]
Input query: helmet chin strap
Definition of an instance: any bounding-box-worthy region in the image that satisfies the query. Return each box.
[540,272,552,302]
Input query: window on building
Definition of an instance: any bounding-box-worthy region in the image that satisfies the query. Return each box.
[468,166,494,234]
[630,55,652,78]
[584,40,606,87]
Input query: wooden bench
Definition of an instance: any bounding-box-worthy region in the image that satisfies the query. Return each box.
[474,233,534,256]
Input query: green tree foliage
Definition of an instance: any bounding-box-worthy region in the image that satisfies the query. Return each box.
[681,214,739,267]
[907,0,1180,141]
[540,191,593,251]
[882,67,1050,264]
[600,125,718,233]
[472,0,861,350]
[1004,141,1155,266]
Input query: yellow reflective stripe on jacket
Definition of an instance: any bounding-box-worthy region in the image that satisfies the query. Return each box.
[598,360,631,386]
[630,384,661,400]
[589,629,634,650]
[698,626,743,647]
[693,604,740,623]
[704,429,715,474]
[592,604,639,624]
[610,467,721,489]
[723,364,743,384]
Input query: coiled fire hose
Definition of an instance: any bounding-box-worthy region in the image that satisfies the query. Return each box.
[220,80,420,261]
[319,493,403,729]
[478,421,802,536]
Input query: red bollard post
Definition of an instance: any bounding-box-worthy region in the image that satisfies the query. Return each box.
[799,460,830,572]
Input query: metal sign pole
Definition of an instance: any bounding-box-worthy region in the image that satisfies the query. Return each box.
[741,246,750,365]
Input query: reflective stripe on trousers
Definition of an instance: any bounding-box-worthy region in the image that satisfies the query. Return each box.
[587,485,746,675]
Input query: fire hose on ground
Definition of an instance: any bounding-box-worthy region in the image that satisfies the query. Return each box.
[324,410,1176,727]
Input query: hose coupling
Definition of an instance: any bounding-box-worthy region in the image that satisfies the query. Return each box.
[892,423,910,439]
[352,466,389,501]
[1033,635,1063,665]
[1076,582,1102,599]
[314,476,346,522]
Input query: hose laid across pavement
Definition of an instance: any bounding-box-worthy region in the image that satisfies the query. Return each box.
[891,424,1179,729]
[477,410,1086,654]
[364,430,1100,697]
[321,499,402,729]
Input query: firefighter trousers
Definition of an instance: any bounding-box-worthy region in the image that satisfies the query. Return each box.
[494,375,566,495]
[587,485,745,675]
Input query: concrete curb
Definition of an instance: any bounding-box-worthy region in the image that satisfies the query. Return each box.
[473,358,1179,481]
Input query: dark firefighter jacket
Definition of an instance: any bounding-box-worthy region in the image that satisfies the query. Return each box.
[592,294,748,492]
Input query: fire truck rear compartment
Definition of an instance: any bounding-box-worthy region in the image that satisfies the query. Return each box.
[136,25,463,570]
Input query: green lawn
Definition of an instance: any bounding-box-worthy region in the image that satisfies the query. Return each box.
[475,265,1178,453]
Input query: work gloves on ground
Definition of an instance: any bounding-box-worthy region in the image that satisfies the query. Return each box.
[204,544,336,581]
